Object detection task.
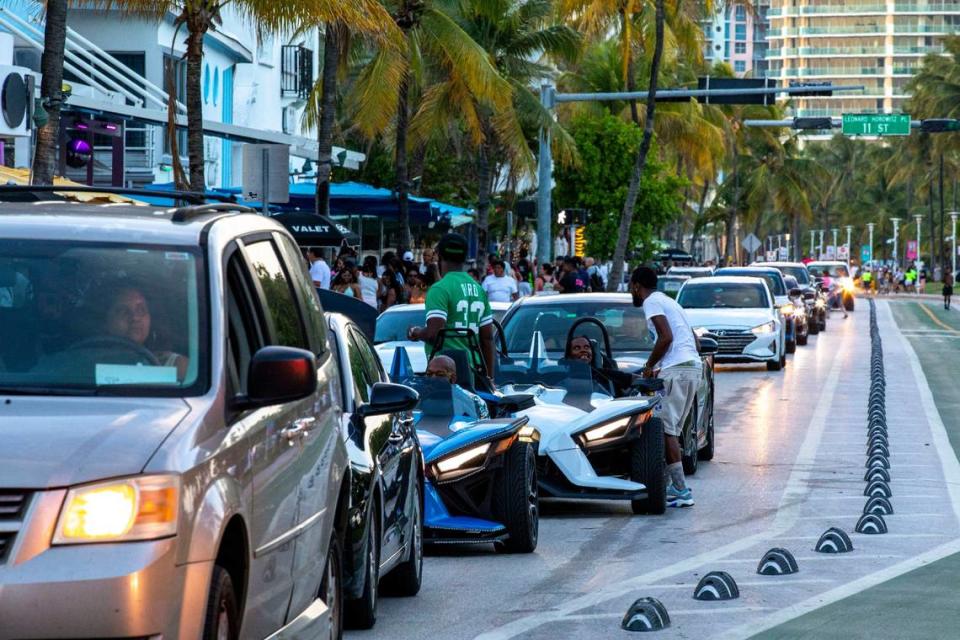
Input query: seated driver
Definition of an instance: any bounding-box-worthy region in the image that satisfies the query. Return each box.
[565,335,632,394]
[103,285,189,380]
[425,355,490,421]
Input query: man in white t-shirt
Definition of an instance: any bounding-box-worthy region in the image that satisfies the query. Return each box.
[631,266,702,508]
[307,247,331,289]
[482,259,519,303]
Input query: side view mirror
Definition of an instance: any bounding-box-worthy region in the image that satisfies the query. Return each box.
[239,346,318,410]
[698,336,719,355]
[802,290,816,301]
[789,287,802,298]
[359,382,420,418]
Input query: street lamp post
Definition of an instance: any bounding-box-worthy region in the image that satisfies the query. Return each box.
[845,225,853,267]
[891,217,901,267]
[818,229,825,257]
[867,222,875,265]
[915,214,923,268]
[809,229,815,257]
[951,212,958,275]
[831,228,839,259]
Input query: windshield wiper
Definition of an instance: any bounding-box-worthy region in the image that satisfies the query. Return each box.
[0,385,98,396]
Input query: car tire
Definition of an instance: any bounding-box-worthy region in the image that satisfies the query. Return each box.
[681,404,699,476]
[202,565,240,640]
[818,312,827,332]
[808,315,820,335]
[345,509,379,630]
[631,417,666,515]
[766,356,783,372]
[797,331,808,346]
[380,483,423,597]
[320,532,344,640]
[494,443,539,553]
[845,297,855,312]
[698,396,715,462]
[786,338,796,354]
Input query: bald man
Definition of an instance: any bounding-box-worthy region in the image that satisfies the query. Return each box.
[426,355,490,420]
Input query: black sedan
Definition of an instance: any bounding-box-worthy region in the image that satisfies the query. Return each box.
[327,313,424,629]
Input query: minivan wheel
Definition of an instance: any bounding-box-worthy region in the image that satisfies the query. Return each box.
[381,483,423,597]
[321,533,344,640]
[202,565,239,640]
[345,511,379,629]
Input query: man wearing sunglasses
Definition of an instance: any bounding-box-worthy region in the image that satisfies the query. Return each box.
[426,355,489,421]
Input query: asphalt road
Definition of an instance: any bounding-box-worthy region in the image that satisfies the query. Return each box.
[352,299,960,640]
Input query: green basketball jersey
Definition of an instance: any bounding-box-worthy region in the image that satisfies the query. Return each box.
[425,271,493,363]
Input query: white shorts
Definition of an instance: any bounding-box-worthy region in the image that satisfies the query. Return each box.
[654,364,702,437]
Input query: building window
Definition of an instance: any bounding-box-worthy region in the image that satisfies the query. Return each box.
[735,4,746,20]
[735,42,747,54]
[281,45,314,99]
[735,24,747,41]
[735,61,746,73]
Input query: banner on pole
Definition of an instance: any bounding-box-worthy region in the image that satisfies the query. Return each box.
[906,240,918,261]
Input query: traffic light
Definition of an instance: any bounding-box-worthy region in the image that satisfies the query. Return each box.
[793,117,833,130]
[920,119,960,133]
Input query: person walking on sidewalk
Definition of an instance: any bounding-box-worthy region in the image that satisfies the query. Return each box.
[944,267,954,310]
[630,266,702,508]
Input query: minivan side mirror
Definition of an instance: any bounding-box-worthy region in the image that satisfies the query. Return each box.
[789,287,802,298]
[358,382,419,418]
[238,346,318,410]
[698,336,719,355]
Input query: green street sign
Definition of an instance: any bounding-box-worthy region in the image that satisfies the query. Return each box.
[842,113,911,136]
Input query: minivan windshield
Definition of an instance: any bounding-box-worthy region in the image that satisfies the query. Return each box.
[0,240,205,396]
[678,283,770,309]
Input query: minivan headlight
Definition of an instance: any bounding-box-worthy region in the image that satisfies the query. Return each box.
[751,321,776,335]
[53,475,180,544]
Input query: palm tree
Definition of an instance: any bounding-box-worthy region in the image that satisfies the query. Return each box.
[101,0,397,193]
[31,0,69,185]
[348,0,512,249]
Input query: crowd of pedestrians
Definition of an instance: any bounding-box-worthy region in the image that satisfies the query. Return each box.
[304,244,617,313]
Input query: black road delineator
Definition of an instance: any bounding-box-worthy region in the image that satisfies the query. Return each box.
[867,442,890,457]
[692,572,740,601]
[864,496,894,515]
[622,597,671,632]
[864,467,891,483]
[815,528,855,554]
[757,548,799,575]
[864,480,892,498]
[866,454,891,469]
[856,513,889,535]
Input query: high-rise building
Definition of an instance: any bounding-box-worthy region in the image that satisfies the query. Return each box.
[766,0,960,117]
[704,2,771,77]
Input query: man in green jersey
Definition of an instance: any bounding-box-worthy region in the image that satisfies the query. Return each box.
[408,233,496,379]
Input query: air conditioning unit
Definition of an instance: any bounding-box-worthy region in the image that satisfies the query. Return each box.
[0,65,33,138]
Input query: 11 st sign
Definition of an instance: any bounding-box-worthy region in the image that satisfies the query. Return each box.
[842,113,911,136]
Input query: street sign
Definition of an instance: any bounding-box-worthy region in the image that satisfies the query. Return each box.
[743,233,762,254]
[765,250,777,262]
[838,245,850,260]
[574,227,585,257]
[861,245,872,264]
[842,113,910,136]
[778,246,789,260]
[826,245,837,259]
[906,240,918,260]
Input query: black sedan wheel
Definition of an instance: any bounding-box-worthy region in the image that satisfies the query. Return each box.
[321,533,344,640]
[345,511,379,629]
[381,483,423,597]
[681,405,699,476]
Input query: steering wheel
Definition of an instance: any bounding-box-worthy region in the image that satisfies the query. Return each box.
[565,317,614,366]
[66,335,161,366]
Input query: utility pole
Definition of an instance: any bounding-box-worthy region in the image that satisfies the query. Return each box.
[951,212,958,275]
[809,229,815,258]
[891,218,901,268]
[915,214,924,268]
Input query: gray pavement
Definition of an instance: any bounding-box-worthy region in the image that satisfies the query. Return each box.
[354,301,960,640]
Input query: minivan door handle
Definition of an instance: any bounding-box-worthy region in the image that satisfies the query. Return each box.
[281,417,316,445]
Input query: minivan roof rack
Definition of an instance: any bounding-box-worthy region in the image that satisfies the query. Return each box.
[170,202,257,222]
[0,184,239,205]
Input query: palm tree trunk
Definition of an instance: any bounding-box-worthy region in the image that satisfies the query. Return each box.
[315,22,342,217]
[476,143,493,268]
[31,0,69,185]
[606,0,665,291]
[395,75,412,250]
[185,24,206,192]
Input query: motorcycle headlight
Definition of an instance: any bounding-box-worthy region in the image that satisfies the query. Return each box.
[751,321,777,335]
[53,475,180,544]
[780,303,796,316]
[577,414,648,448]
[841,278,854,292]
[815,298,826,309]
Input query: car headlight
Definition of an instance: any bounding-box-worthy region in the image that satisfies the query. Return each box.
[751,321,776,335]
[435,443,491,474]
[518,425,540,443]
[577,414,649,448]
[53,475,180,544]
[780,303,796,316]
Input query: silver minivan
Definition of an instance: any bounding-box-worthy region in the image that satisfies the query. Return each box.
[0,194,352,638]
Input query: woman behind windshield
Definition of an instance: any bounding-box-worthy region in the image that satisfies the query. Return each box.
[102,284,188,379]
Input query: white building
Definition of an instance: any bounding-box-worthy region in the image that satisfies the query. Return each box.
[0,3,361,188]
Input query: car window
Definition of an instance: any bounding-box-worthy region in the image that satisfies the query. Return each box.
[375,309,426,343]
[0,240,206,396]
[502,302,654,353]
[717,270,785,296]
[778,265,811,284]
[352,326,385,384]
[678,284,769,309]
[226,253,264,397]
[274,233,328,355]
[808,264,849,278]
[346,328,373,403]
[244,240,308,349]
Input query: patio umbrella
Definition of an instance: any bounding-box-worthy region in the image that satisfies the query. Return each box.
[270,211,360,246]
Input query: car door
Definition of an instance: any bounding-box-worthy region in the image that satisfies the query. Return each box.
[240,237,334,630]
[347,326,409,563]
[271,233,344,620]
[222,249,301,638]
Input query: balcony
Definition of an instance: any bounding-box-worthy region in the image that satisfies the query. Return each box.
[798,45,887,55]
[892,24,953,33]
[779,66,882,76]
[281,44,314,99]
[894,1,960,11]
[893,45,946,53]
[800,4,886,15]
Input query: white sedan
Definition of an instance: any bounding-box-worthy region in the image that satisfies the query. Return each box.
[676,276,786,372]
[374,301,513,374]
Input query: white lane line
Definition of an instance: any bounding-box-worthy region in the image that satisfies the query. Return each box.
[474,335,848,640]
[719,300,960,639]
